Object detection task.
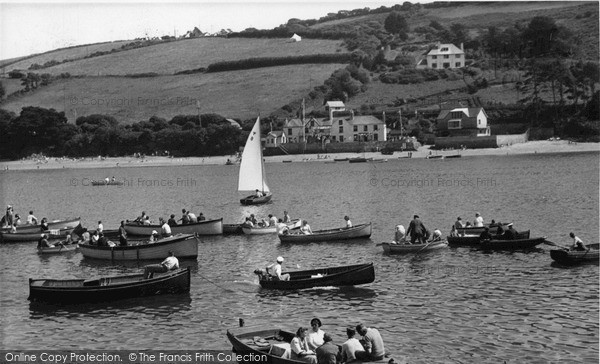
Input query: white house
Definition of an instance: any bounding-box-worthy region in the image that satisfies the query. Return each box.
[328,111,386,142]
[417,43,465,70]
[265,131,287,147]
[289,33,302,42]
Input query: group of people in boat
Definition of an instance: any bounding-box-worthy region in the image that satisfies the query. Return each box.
[131,209,207,226]
[390,215,443,245]
[289,318,387,364]
[1,205,50,233]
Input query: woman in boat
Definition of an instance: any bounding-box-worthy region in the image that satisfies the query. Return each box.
[301,220,313,235]
[307,318,325,351]
[392,225,406,244]
[290,327,317,364]
[429,229,443,242]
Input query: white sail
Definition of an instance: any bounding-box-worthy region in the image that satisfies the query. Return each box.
[238,117,270,193]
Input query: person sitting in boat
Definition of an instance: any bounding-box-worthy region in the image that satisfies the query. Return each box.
[290,327,317,364]
[27,210,38,225]
[143,251,179,279]
[254,189,264,198]
[316,334,340,364]
[266,256,290,281]
[429,229,443,242]
[268,214,278,227]
[9,223,17,233]
[474,213,484,227]
[142,216,152,226]
[160,218,172,237]
[495,222,505,235]
[277,219,289,235]
[104,177,110,184]
[40,218,49,231]
[355,324,386,362]
[168,214,178,227]
[179,209,190,225]
[111,176,116,182]
[62,234,75,245]
[283,211,292,223]
[465,222,472,228]
[391,225,406,244]
[503,223,518,240]
[118,221,128,246]
[37,234,53,248]
[454,217,464,230]
[79,228,90,244]
[406,215,427,244]
[13,214,21,226]
[307,318,325,351]
[249,214,258,225]
[479,226,493,241]
[569,232,587,251]
[241,217,254,228]
[149,230,159,243]
[134,211,147,224]
[342,327,365,364]
[198,213,206,221]
[90,231,100,245]
[344,216,353,228]
[187,211,198,223]
[301,220,313,235]
[449,225,459,237]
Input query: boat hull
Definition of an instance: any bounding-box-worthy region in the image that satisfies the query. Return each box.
[79,234,199,260]
[242,220,300,235]
[278,223,372,243]
[28,268,190,303]
[240,194,272,205]
[550,244,599,265]
[1,227,75,243]
[37,244,78,254]
[223,224,244,235]
[91,181,124,186]
[124,218,223,236]
[447,230,530,246]
[479,237,545,250]
[382,240,448,254]
[258,263,374,290]
[0,217,81,234]
[456,223,510,236]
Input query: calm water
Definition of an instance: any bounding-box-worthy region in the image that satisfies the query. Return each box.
[0,152,598,363]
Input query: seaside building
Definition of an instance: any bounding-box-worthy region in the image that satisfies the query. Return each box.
[417,43,465,70]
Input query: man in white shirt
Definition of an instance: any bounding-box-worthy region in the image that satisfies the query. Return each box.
[97,221,104,233]
[27,211,38,225]
[269,214,278,227]
[569,232,587,251]
[187,211,198,223]
[144,251,179,279]
[344,215,353,228]
[255,189,263,198]
[474,213,484,227]
[342,327,364,363]
[267,256,290,281]
[160,218,172,237]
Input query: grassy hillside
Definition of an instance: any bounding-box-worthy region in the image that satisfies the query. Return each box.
[17,38,345,76]
[1,64,345,122]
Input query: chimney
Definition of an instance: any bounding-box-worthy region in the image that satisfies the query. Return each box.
[460,43,464,51]
[383,111,386,125]
[350,110,354,120]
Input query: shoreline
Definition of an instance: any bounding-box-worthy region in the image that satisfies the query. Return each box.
[1,140,598,171]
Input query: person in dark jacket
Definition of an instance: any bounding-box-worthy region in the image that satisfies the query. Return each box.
[406,215,427,244]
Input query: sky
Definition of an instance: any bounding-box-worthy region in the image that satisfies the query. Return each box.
[0,0,414,60]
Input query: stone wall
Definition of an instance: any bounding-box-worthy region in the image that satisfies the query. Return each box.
[264,140,419,156]
[434,130,529,149]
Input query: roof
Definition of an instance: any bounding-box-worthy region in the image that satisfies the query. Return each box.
[226,119,242,129]
[428,43,464,56]
[326,101,345,108]
[283,118,305,128]
[437,107,485,120]
[345,115,384,125]
[267,131,285,137]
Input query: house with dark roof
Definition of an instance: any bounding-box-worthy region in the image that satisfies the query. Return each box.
[417,43,465,70]
[436,107,490,137]
[266,131,287,147]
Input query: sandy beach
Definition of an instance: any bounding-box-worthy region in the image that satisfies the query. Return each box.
[1,140,597,171]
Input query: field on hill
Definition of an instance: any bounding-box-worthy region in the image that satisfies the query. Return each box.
[1,63,345,122]
[18,38,345,76]
[3,40,132,71]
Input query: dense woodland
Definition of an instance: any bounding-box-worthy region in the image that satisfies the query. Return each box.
[0,2,598,159]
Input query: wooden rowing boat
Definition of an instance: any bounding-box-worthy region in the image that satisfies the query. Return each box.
[37,244,79,254]
[78,234,199,260]
[255,263,374,290]
[28,267,190,303]
[124,218,223,236]
[456,222,510,236]
[278,223,372,243]
[91,180,124,186]
[242,220,301,235]
[1,227,75,243]
[479,237,546,250]
[227,325,393,364]
[381,240,448,254]
[550,243,599,265]
[0,217,81,234]
[447,230,530,246]
[223,224,244,235]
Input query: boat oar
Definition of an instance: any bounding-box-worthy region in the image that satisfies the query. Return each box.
[416,241,434,254]
[543,239,568,249]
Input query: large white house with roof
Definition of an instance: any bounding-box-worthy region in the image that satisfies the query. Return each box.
[417,43,465,70]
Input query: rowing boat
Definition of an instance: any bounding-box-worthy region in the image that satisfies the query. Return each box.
[91,180,124,186]
[447,230,530,246]
[381,240,448,254]
[278,223,372,243]
[242,220,300,235]
[479,237,546,250]
[1,227,75,243]
[37,244,79,254]
[0,217,81,234]
[78,234,199,260]
[124,218,223,236]
[28,268,190,303]
[255,263,374,290]
[456,222,510,235]
[227,325,393,364]
[550,243,599,265]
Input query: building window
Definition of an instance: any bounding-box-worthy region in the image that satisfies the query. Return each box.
[448,120,461,129]
[339,126,343,133]
[440,47,448,51]
[443,55,449,59]
[363,125,368,132]
[331,136,336,141]
[443,63,450,68]
[288,128,292,135]
[374,133,378,141]
[455,62,461,67]
[353,125,358,132]
[338,120,343,125]
[339,136,344,142]
[455,54,461,58]
[451,111,462,119]
[373,124,378,131]
[431,63,437,69]
[431,55,437,59]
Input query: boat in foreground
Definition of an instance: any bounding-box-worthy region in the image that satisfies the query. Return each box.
[79,234,199,260]
[278,223,372,243]
[227,325,392,364]
[124,218,223,236]
[255,263,374,290]
[479,237,546,251]
[381,240,448,254]
[239,117,272,205]
[28,268,190,303]
[550,243,599,265]
[0,217,81,234]
[447,230,530,246]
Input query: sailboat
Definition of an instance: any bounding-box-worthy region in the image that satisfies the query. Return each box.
[238,117,272,205]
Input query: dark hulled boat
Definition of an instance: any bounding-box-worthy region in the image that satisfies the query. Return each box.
[447,230,530,246]
[550,243,599,265]
[255,263,374,290]
[479,237,546,250]
[28,268,190,303]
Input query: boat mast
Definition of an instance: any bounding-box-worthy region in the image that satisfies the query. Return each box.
[258,117,265,194]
